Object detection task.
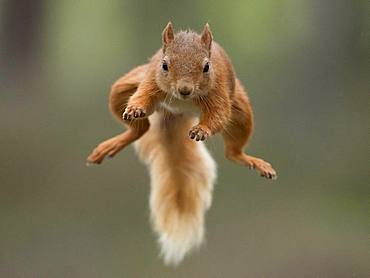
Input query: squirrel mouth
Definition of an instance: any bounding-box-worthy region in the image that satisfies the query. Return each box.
[179,94,192,100]
[180,91,191,96]
[178,90,193,100]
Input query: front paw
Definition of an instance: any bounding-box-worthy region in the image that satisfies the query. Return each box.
[189,125,210,141]
[122,106,146,120]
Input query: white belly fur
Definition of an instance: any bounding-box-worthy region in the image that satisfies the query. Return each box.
[160,99,200,117]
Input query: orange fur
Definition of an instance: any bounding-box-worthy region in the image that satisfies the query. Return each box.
[135,113,215,265]
[87,22,277,265]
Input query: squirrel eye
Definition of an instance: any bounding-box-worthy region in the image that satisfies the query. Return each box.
[162,61,168,71]
[203,62,210,73]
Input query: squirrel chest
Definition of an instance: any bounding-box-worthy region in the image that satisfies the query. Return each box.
[160,98,201,117]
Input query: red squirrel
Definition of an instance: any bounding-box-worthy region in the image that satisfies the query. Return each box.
[87,22,277,265]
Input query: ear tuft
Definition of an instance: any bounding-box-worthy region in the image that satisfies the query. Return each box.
[201,23,213,52]
[162,22,174,52]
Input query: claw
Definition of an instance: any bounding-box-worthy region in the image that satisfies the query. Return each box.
[188,125,209,142]
[123,106,146,121]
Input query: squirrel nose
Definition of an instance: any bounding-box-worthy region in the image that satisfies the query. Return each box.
[179,87,192,96]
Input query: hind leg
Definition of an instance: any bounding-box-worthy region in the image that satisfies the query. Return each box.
[87,65,150,164]
[222,81,277,179]
[87,120,149,164]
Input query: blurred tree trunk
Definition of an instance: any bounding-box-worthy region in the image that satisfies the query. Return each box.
[1,0,44,66]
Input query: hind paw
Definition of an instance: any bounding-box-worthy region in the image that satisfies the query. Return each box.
[248,157,277,179]
[87,136,126,164]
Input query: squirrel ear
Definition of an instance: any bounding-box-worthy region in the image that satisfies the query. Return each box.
[201,23,213,52]
[162,22,174,52]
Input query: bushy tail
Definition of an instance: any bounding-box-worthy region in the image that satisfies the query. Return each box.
[135,114,216,265]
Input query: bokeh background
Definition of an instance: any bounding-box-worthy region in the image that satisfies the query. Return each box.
[1,0,369,277]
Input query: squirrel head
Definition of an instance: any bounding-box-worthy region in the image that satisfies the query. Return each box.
[156,22,214,100]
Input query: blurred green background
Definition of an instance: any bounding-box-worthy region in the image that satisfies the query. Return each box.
[0,0,369,277]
